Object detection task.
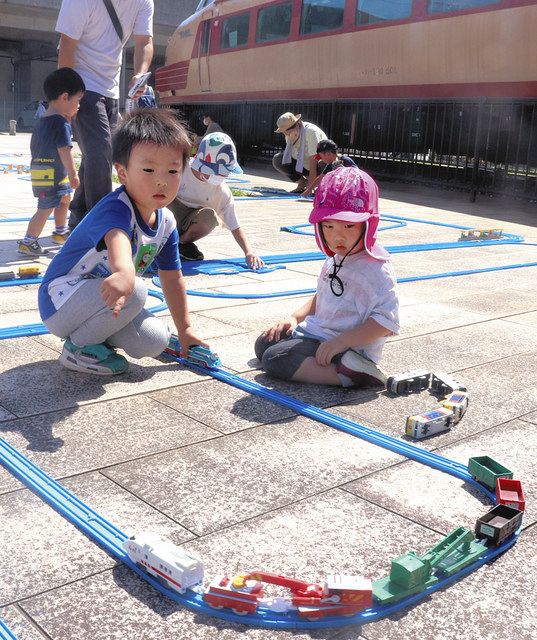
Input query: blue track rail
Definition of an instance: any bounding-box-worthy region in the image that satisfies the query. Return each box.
[0,619,17,640]
[0,355,518,630]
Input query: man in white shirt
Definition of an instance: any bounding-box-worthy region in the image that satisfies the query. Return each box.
[167,133,264,269]
[272,112,327,194]
[56,0,154,229]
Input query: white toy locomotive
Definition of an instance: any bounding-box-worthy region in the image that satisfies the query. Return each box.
[123,532,204,593]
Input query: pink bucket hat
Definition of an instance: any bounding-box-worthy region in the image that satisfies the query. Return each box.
[308,166,389,260]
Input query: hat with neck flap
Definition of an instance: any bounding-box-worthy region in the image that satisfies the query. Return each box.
[192,132,243,176]
[309,166,389,261]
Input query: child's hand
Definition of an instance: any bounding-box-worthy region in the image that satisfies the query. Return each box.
[315,337,347,367]
[69,171,80,189]
[262,318,297,342]
[245,252,265,270]
[178,327,208,358]
[101,272,135,318]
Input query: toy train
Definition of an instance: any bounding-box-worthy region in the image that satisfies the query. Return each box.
[0,266,41,281]
[459,229,503,241]
[439,391,469,424]
[430,371,467,395]
[122,533,204,593]
[406,407,454,439]
[387,370,431,394]
[164,336,221,369]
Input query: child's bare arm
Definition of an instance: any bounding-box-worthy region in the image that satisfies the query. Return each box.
[263,295,317,342]
[230,227,265,270]
[316,317,393,366]
[159,269,207,357]
[101,229,136,318]
[57,146,79,188]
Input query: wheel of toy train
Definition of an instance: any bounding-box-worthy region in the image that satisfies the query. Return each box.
[232,608,249,616]
[207,602,224,610]
[136,562,148,574]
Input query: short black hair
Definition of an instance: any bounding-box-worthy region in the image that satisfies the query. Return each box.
[202,112,216,120]
[317,139,338,153]
[43,67,85,101]
[112,108,192,168]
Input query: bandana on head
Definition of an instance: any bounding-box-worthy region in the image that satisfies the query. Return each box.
[191,132,243,177]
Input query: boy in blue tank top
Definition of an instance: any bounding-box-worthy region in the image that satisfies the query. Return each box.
[38,109,206,375]
[18,67,85,256]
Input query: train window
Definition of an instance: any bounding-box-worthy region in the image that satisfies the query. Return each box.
[428,0,499,13]
[356,0,412,25]
[200,20,211,55]
[300,0,345,35]
[256,2,292,43]
[221,12,250,49]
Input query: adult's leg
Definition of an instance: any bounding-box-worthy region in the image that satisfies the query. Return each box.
[69,91,118,228]
[44,277,148,347]
[272,153,302,182]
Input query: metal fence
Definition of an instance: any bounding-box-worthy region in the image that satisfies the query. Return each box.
[178,99,537,200]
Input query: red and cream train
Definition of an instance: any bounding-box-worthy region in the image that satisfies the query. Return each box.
[157,0,537,106]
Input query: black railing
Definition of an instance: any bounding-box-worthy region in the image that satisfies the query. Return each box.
[177,98,537,200]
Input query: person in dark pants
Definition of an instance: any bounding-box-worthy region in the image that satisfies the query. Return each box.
[56,0,154,229]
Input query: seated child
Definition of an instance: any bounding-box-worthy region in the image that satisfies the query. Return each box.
[18,67,85,256]
[38,109,206,375]
[255,166,399,388]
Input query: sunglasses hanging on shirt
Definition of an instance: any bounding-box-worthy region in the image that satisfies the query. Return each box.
[322,226,366,297]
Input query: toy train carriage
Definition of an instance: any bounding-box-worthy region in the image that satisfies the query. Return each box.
[165,336,221,369]
[406,407,454,439]
[123,532,204,593]
[439,391,469,424]
[468,456,513,491]
[203,574,263,614]
[387,370,431,394]
[496,478,525,511]
[296,575,372,620]
[430,371,467,395]
[475,504,523,545]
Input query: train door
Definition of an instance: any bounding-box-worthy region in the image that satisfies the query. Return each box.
[198,19,211,92]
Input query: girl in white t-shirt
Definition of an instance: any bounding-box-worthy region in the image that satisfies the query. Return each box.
[255,167,400,388]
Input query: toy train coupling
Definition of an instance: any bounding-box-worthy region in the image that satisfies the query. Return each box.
[430,371,467,395]
[164,335,221,369]
[387,370,431,394]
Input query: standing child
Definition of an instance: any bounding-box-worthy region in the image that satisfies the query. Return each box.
[38,109,206,375]
[18,67,85,256]
[255,166,399,388]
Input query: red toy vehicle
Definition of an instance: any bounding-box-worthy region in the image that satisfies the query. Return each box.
[495,478,525,511]
[203,574,263,614]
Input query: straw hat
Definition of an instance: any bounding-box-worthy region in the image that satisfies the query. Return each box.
[275,112,302,133]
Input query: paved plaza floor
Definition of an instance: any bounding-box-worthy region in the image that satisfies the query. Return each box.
[0,131,536,640]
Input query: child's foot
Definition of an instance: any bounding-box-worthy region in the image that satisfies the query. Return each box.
[59,339,129,375]
[179,242,204,261]
[336,351,388,387]
[51,230,70,245]
[17,239,49,256]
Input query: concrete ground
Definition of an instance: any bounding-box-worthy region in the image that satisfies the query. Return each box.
[0,131,536,640]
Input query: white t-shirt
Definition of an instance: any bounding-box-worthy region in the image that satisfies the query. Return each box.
[294,252,400,363]
[290,122,326,160]
[176,162,240,231]
[56,0,154,99]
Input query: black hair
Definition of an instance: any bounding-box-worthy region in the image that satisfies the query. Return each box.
[43,67,85,101]
[317,139,338,153]
[202,112,216,121]
[112,108,192,168]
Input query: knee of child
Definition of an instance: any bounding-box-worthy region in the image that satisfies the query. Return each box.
[130,277,148,309]
[123,321,169,359]
[261,347,292,381]
[254,333,271,361]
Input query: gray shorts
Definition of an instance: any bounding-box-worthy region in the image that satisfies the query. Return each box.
[254,333,343,381]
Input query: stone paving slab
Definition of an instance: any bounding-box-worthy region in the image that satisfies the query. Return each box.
[102,417,405,536]
[0,132,536,640]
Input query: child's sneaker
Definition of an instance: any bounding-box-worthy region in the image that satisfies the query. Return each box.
[336,350,388,388]
[59,339,129,375]
[17,239,49,256]
[51,231,70,245]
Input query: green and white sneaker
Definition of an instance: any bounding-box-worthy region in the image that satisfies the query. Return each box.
[59,339,129,375]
